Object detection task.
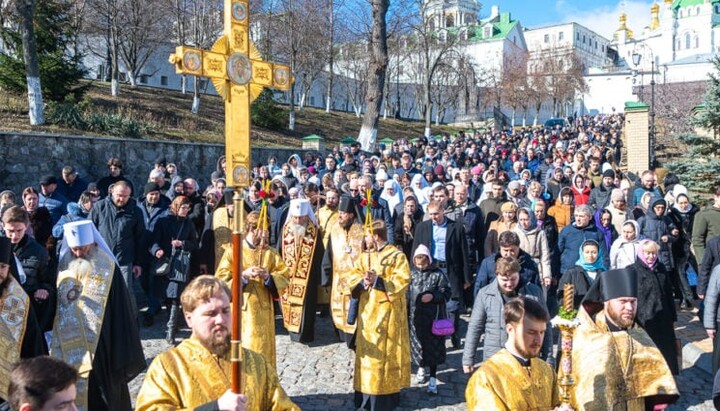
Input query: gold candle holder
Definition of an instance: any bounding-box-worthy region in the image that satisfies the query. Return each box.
[552,283,579,410]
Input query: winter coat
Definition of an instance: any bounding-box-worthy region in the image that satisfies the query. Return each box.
[570,183,591,206]
[445,202,484,270]
[393,208,424,262]
[548,201,573,233]
[637,210,677,270]
[557,266,598,309]
[484,219,516,258]
[463,279,550,365]
[89,196,146,266]
[703,265,720,332]
[150,214,198,300]
[693,206,720,263]
[698,235,720,296]
[412,218,470,301]
[588,184,614,212]
[557,222,608,273]
[479,195,509,228]
[57,176,89,203]
[14,234,54,331]
[408,265,451,367]
[39,191,69,225]
[52,202,90,239]
[609,237,640,269]
[631,259,679,375]
[474,250,540,296]
[513,226,552,281]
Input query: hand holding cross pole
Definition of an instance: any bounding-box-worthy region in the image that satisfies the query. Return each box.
[169,0,294,395]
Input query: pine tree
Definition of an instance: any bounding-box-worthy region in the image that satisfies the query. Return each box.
[0,0,86,102]
[693,56,720,132]
[667,134,720,194]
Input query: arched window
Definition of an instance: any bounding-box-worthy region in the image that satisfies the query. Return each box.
[715,4,720,14]
[686,32,692,49]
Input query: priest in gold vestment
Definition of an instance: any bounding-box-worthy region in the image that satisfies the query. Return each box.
[465,297,559,411]
[0,237,46,406]
[571,268,679,411]
[136,275,299,411]
[316,187,339,306]
[345,220,411,411]
[200,189,246,272]
[215,211,290,368]
[321,195,364,343]
[279,198,324,344]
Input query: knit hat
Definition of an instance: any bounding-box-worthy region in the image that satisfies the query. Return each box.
[144,183,161,195]
[602,169,616,179]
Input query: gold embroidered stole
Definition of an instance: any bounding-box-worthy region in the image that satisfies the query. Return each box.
[329,223,364,333]
[0,276,30,399]
[280,223,318,333]
[212,208,234,271]
[51,253,114,411]
[316,207,337,305]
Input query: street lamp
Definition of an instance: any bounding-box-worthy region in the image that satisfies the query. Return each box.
[632,46,656,169]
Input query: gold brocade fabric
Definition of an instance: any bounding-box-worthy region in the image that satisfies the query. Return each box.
[215,242,290,368]
[316,206,337,305]
[51,250,114,411]
[212,207,234,272]
[329,223,364,334]
[0,276,30,399]
[279,223,318,334]
[135,337,299,411]
[571,308,679,411]
[465,349,559,411]
[345,244,411,395]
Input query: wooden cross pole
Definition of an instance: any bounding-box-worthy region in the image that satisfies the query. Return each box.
[169,0,294,395]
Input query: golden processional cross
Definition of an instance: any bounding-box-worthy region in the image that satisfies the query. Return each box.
[169,0,294,187]
[168,0,294,395]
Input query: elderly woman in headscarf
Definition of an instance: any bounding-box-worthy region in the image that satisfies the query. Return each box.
[484,202,517,258]
[411,174,431,212]
[610,220,642,269]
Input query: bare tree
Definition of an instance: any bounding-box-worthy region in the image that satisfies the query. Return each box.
[430,61,460,125]
[15,0,44,124]
[501,51,529,127]
[335,43,368,117]
[118,0,169,87]
[84,0,122,96]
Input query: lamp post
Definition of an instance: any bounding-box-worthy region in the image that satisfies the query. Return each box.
[631,47,656,169]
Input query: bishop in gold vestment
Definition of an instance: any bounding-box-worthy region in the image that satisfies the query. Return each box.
[465,349,558,411]
[345,220,411,411]
[280,199,324,343]
[215,211,290,368]
[136,337,299,411]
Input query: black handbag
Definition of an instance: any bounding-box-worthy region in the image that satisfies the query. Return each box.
[168,248,191,283]
[154,256,171,276]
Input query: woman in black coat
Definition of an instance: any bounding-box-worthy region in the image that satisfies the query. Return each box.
[632,239,679,375]
[408,244,450,395]
[393,195,423,261]
[150,195,198,343]
[669,192,700,309]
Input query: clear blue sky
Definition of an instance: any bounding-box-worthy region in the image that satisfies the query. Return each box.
[489,0,655,38]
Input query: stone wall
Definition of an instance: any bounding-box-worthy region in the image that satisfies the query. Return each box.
[0,132,315,196]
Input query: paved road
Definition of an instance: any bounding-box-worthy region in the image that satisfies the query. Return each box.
[130,310,715,410]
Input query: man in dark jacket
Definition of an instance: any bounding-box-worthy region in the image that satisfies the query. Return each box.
[474,231,540,296]
[698,235,720,298]
[90,180,146,316]
[96,157,135,198]
[447,183,483,308]
[588,169,616,212]
[479,180,509,231]
[137,183,170,324]
[57,165,89,203]
[412,200,470,347]
[557,205,608,273]
[38,175,69,225]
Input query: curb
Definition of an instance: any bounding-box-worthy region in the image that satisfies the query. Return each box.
[682,340,713,376]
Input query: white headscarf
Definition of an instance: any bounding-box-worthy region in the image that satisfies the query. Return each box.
[381,179,403,217]
[411,174,430,209]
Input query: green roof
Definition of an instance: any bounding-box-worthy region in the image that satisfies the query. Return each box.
[340,137,356,144]
[466,13,518,43]
[674,0,720,8]
[302,134,323,141]
[379,137,394,144]
[625,101,649,112]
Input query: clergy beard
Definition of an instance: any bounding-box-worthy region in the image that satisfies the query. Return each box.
[202,327,230,356]
[288,221,306,242]
[606,304,635,329]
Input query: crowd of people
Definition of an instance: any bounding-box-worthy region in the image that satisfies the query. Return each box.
[2,112,720,410]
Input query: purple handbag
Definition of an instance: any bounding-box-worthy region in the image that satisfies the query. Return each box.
[431,305,455,336]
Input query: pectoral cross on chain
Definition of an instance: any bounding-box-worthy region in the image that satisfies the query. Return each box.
[169,0,294,188]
